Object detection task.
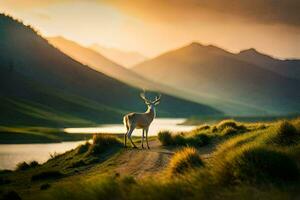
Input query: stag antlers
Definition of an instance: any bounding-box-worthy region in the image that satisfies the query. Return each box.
[123,91,161,149]
[140,92,161,105]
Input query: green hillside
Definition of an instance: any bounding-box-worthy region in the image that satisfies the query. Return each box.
[0,14,221,127]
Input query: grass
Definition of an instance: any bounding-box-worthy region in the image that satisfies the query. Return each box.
[16,161,40,171]
[87,134,122,155]
[212,144,299,185]
[158,130,212,147]
[0,134,123,199]
[31,170,63,181]
[168,147,203,175]
[262,120,300,146]
[2,119,300,200]
[0,126,93,144]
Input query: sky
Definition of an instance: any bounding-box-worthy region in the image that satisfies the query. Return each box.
[0,0,300,59]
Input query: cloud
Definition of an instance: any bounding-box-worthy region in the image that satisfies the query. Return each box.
[3,0,299,27]
[105,0,300,28]
[0,0,71,9]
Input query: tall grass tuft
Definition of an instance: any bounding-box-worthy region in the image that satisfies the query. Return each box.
[213,145,299,185]
[193,124,210,133]
[158,131,173,146]
[264,121,300,146]
[158,130,211,147]
[217,119,238,131]
[76,142,90,154]
[221,127,238,136]
[16,160,39,171]
[16,161,30,171]
[87,134,122,155]
[169,147,203,175]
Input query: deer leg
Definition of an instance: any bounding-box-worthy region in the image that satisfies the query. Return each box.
[128,127,137,148]
[141,129,145,149]
[146,128,150,149]
[124,131,127,148]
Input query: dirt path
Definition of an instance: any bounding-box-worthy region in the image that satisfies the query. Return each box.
[113,140,174,178]
[111,139,217,178]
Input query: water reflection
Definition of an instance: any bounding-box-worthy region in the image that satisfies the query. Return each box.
[64,118,195,136]
[0,118,195,170]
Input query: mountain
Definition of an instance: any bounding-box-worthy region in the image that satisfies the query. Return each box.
[47,36,157,90]
[0,14,221,127]
[133,42,300,115]
[90,43,146,67]
[237,48,300,80]
[47,36,221,110]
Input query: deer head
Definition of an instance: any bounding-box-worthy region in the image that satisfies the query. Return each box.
[140,92,161,108]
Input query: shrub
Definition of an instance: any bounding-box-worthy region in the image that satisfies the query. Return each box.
[172,134,186,146]
[169,147,204,175]
[16,161,30,171]
[193,125,210,133]
[88,134,122,155]
[29,160,39,168]
[16,160,39,171]
[31,170,63,181]
[214,145,299,185]
[217,119,238,131]
[76,142,90,154]
[195,134,211,146]
[221,127,238,136]
[265,121,299,146]
[158,131,173,146]
[187,134,211,147]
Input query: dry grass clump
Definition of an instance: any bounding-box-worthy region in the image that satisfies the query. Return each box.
[213,144,299,185]
[16,161,30,171]
[215,119,247,136]
[16,160,39,171]
[291,118,300,133]
[221,127,238,136]
[87,134,122,155]
[158,130,211,147]
[187,133,211,146]
[263,121,300,146]
[157,131,173,146]
[76,142,90,154]
[217,119,238,131]
[168,147,203,175]
[193,124,210,132]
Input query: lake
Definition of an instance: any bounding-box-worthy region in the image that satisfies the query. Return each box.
[0,118,196,170]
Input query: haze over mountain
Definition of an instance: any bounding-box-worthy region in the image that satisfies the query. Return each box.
[0,14,221,127]
[47,36,153,89]
[133,42,300,115]
[237,48,300,80]
[90,44,146,68]
[47,36,213,107]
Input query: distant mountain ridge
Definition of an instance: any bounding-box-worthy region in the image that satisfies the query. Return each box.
[237,48,300,80]
[90,43,146,67]
[47,36,152,89]
[133,42,300,115]
[0,14,221,127]
[47,36,226,113]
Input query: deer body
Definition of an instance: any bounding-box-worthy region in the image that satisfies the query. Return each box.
[123,93,160,149]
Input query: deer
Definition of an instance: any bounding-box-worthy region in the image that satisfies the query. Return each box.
[123,92,161,149]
